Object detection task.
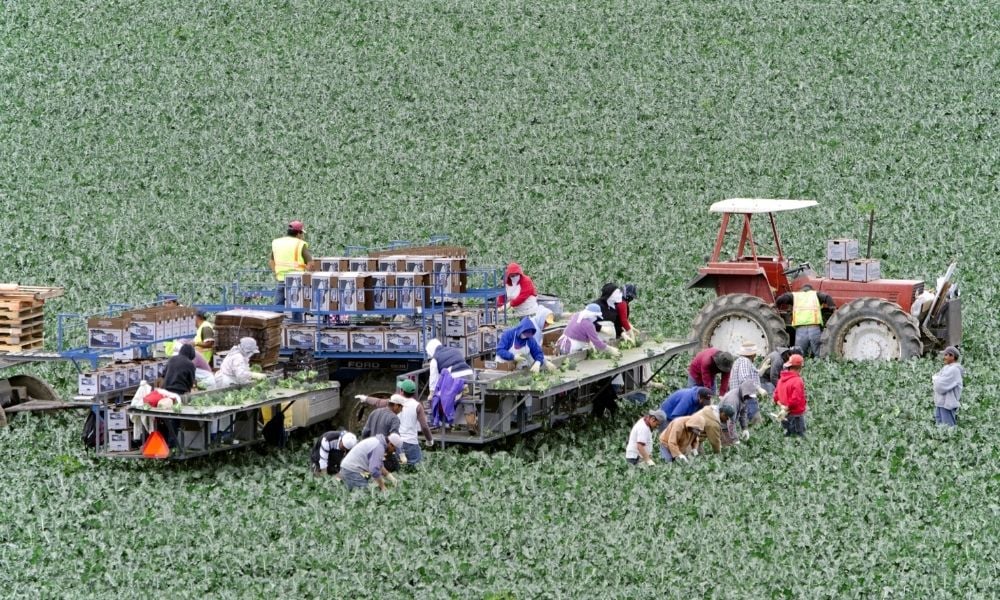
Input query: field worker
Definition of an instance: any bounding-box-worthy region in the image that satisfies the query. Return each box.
[720,380,759,443]
[729,341,767,424]
[774,354,808,437]
[193,311,215,365]
[339,433,403,491]
[759,346,802,394]
[426,339,477,434]
[162,343,197,396]
[625,409,665,466]
[692,403,735,454]
[497,317,555,373]
[659,386,712,426]
[215,337,267,388]
[556,303,620,356]
[172,339,216,390]
[357,380,433,464]
[268,220,313,308]
[531,305,555,349]
[617,283,639,342]
[687,347,734,395]
[310,430,357,476]
[498,262,538,317]
[932,346,964,427]
[775,285,835,358]
[659,412,706,463]
[594,282,625,339]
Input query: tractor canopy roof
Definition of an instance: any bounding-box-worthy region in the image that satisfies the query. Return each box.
[710,198,818,214]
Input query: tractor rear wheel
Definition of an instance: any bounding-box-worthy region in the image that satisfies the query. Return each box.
[337,370,399,432]
[819,298,923,360]
[690,294,789,354]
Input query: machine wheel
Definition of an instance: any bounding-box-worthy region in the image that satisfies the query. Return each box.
[819,298,923,360]
[690,294,789,354]
[337,370,398,431]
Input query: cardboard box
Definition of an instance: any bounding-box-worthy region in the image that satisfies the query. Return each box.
[309,272,336,311]
[849,259,881,282]
[827,239,860,261]
[283,272,310,310]
[480,326,498,350]
[316,257,351,272]
[107,409,128,431]
[385,329,421,352]
[432,258,468,295]
[445,312,479,337]
[349,329,386,352]
[78,372,98,396]
[126,310,162,344]
[142,362,158,384]
[473,357,517,371]
[825,260,849,280]
[87,318,129,349]
[97,370,116,394]
[377,256,406,272]
[404,257,434,273]
[395,273,431,309]
[113,348,142,361]
[108,431,131,452]
[317,329,350,352]
[156,359,167,379]
[466,330,483,356]
[337,272,374,312]
[126,364,142,388]
[348,257,377,272]
[284,325,317,350]
[113,367,128,390]
[370,273,397,310]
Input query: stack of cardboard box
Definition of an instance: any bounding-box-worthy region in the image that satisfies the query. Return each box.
[443,310,483,357]
[78,358,165,397]
[215,309,284,367]
[826,239,881,282]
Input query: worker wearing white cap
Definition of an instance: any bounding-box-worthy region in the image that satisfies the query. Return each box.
[310,430,358,475]
[215,337,267,388]
[339,433,403,491]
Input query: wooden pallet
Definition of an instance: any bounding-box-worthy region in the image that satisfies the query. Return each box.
[0,339,44,352]
[0,284,64,301]
[0,319,43,333]
[0,304,44,320]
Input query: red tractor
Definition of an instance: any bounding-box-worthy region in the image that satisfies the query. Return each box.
[687,199,961,360]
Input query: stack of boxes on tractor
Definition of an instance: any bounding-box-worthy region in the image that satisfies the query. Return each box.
[214,309,283,367]
[439,309,497,358]
[281,245,477,354]
[826,239,881,282]
[0,284,62,352]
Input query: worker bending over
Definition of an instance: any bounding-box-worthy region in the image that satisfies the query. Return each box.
[556,303,620,356]
[215,337,267,388]
[625,409,666,466]
[311,430,358,476]
[497,317,555,373]
[775,284,835,358]
[339,433,403,492]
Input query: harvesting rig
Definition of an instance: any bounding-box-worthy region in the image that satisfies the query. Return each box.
[687,199,961,360]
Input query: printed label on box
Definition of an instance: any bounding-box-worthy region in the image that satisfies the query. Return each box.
[317,330,350,352]
[386,330,420,352]
[285,326,316,350]
[78,372,98,396]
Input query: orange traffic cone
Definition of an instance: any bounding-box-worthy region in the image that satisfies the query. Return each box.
[141,431,170,459]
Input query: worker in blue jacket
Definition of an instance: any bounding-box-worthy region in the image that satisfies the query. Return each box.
[496,317,555,373]
[658,386,712,429]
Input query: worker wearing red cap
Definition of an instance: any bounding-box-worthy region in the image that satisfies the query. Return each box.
[773,353,808,436]
[269,220,313,308]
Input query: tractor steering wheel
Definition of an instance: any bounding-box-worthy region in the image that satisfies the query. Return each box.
[783,262,813,279]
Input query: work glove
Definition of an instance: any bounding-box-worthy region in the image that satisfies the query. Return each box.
[643,458,655,467]
[740,429,751,441]
[691,448,699,457]
[607,346,621,357]
[424,438,435,448]
[355,394,367,403]
[399,453,408,465]
[757,387,768,399]
[250,372,267,380]
[620,329,634,343]
[529,361,541,374]
[675,454,688,463]
[385,473,398,485]
[513,354,527,364]
[543,361,558,373]
[504,303,513,312]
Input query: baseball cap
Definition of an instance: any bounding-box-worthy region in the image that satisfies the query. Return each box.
[941,346,960,360]
[784,354,804,368]
[340,432,358,450]
[718,404,736,418]
[398,379,417,394]
[288,220,305,233]
[387,433,403,448]
[648,409,667,422]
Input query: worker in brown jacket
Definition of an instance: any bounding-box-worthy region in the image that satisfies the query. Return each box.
[659,413,706,463]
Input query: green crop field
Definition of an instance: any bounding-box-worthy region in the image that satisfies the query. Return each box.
[2,0,998,597]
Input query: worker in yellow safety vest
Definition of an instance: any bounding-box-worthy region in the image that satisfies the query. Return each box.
[268,220,313,308]
[775,285,835,358]
[193,310,215,364]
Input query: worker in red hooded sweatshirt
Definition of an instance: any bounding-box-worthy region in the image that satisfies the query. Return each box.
[498,262,538,317]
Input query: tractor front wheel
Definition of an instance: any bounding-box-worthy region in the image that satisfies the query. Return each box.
[337,370,399,432]
[819,298,923,360]
[690,294,789,354]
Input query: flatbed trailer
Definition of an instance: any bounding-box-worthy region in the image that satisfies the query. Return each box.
[416,339,697,447]
[96,383,341,460]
